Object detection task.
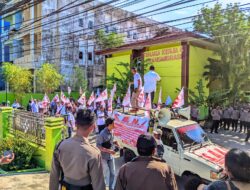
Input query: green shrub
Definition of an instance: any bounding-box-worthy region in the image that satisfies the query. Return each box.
[0,137,38,171]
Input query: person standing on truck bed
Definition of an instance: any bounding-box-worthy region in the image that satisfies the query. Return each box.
[144,65,161,105]
[49,109,105,190]
[130,67,142,112]
[115,134,178,190]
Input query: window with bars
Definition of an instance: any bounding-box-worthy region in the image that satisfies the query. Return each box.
[79,18,84,27]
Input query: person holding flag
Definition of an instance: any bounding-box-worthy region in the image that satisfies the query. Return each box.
[87,91,95,111]
[78,93,86,109]
[144,65,161,104]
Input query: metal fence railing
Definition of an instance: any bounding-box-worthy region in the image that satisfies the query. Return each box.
[8,110,47,147]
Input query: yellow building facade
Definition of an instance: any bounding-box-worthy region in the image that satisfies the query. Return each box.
[97,32,218,103]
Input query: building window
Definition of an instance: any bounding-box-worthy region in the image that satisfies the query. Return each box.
[105,25,109,33]
[133,32,138,39]
[88,21,93,29]
[112,27,117,34]
[127,31,131,38]
[88,52,92,61]
[79,51,83,59]
[79,19,84,27]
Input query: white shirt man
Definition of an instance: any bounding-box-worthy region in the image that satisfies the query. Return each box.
[131,67,142,111]
[144,65,160,103]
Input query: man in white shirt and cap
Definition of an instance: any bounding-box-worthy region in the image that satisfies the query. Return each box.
[144,65,161,104]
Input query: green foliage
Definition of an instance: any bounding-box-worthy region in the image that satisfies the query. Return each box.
[194,3,250,104]
[95,29,124,49]
[36,63,63,94]
[207,90,231,107]
[70,66,88,92]
[0,138,38,171]
[2,62,33,102]
[188,79,208,106]
[106,58,151,97]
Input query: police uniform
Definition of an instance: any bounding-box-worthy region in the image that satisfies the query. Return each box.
[115,156,178,190]
[49,135,105,190]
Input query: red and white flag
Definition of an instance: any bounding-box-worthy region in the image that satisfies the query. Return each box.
[138,87,145,108]
[108,97,113,116]
[111,83,117,98]
[144,93,152,118]
[79,86,83,95]
[53,94,60,103]
[157,87,162,110]
[172,87,185,108]
[78,92,86,106]
[61,91,67,103]
[117,97,121,104]
[95,89,108,102]
[101,100,106,109]
[122,85,131,107]
[42,93,50,108]
[87,91,95,106]
[68,86,71,95]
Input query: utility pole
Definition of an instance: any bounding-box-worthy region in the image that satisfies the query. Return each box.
[85,35,88,82]
[30,0,36,93]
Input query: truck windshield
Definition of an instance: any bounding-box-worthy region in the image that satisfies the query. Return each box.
[176,124,208,148]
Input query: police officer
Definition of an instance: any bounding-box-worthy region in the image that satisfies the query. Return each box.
[115,134,178,190]
[49,109,105,190]
[245,109,250,142]
[231,107,240,132]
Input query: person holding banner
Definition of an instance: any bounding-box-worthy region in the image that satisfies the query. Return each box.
[130,67,142,111]
[144,65,161,103]
[115,134,177,190]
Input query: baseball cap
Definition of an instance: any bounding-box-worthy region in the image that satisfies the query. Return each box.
[136,134,157,151]
[153,129,163,136]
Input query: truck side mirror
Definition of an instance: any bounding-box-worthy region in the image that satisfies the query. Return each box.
[172,142,178,151]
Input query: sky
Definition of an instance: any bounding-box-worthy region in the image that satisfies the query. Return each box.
[110,0,250,30]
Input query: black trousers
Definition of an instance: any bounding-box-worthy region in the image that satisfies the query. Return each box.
[211,120,220,133]
[223,118,231,130]
[145,92,155,104]
[232,119,238,131]
[239,121,245,132]
[245,122,250,142]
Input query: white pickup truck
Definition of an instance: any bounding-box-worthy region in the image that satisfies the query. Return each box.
[114,110,227,182]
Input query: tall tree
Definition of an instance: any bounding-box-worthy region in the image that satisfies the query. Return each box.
[36,63,63,94]
[95,29,124,49]
[70,66,88,92]
[194,3,250,104]
[2,62,32,101]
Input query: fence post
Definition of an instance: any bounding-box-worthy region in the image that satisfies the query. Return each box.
[0,107,13,140]
[45,117,65,171]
